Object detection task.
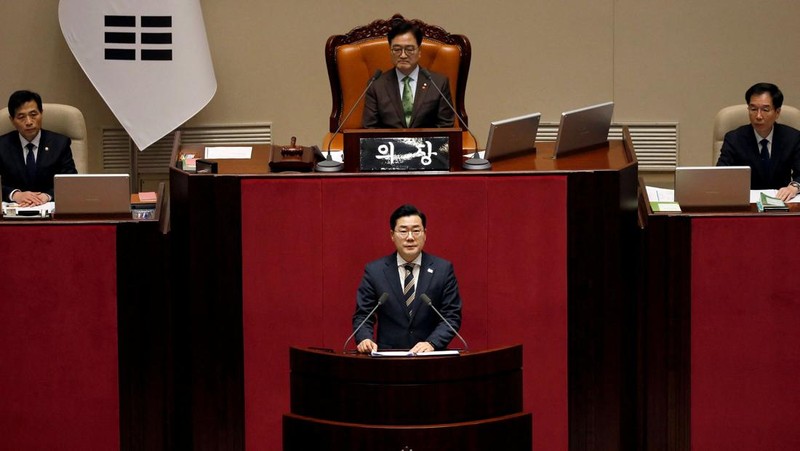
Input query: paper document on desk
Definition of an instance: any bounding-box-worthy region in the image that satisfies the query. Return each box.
[650,202,681,212]
[646,186,675,202]
[2,202,55,218]
[370,350,460,357]
[205,146,252,159]
[327,151,344,163]
[751,189,800,203]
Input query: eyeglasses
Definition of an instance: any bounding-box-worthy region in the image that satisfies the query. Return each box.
[393,228,425,238]
[391,46,418,56]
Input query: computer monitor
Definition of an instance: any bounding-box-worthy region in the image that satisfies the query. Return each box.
[553,101,614,158]
[484,112,541,161]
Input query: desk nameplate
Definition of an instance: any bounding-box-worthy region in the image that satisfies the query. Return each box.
[359,136,449,171]
[343,128,462,172]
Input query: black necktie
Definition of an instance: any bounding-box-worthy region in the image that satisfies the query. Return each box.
[760,138,770,172]
[25,142,36,181]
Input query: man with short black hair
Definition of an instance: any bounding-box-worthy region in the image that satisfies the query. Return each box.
[352,204,462,354]
[0,90,77,206]
[361,20,455,129]
[717,82,800,200]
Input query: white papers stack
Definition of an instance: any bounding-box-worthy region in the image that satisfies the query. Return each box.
[370,350,460,357]
[2,202,55,218]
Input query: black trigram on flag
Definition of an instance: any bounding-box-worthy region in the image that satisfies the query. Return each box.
[104,15,173,61]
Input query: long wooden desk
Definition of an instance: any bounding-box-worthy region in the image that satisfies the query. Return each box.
[639,186,800,450]
[0,218,171,450]
[169,139,639,451]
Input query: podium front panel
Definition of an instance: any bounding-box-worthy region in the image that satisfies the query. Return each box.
[289,346,523,425]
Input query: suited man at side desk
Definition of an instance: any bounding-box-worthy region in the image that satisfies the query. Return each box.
[717,82,800,201]
[0,90,77,206]
[353,204,462,354]
[361,19,455,129]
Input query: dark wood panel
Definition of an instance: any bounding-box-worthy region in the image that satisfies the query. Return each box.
[170,170,245,451]
[289,346,523,425]
[283,412,533,451]
[566,164,640,451]
[116,221,174,451]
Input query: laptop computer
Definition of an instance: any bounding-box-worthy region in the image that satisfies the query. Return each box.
[553,101,614,158]
[484,112,541,161]
[674,166,751,208]
[54,174,131,216]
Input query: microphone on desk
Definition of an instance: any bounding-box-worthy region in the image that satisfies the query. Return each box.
[419,68,490,171]
[419,293,469,351]
[343,292,389,352]
[317,69,384,173]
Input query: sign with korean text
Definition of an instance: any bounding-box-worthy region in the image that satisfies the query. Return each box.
[359,136,450,171]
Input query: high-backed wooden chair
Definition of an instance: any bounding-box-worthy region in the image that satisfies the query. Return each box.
[324,14,475,153]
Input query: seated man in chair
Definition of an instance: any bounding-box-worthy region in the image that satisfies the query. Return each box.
[0,90,77,206]
[717,82,800,200]
[361,20,455,129]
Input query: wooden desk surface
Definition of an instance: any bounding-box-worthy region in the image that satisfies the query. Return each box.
[178,140,635,176]
[490,141,633,172]
[639,178,800,217]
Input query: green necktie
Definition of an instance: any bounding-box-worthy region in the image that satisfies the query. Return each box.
[402,76,413,127]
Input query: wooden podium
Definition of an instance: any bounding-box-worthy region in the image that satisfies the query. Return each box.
[283,345,532,450]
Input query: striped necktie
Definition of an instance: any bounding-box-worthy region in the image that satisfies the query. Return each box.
[403,263,416,314]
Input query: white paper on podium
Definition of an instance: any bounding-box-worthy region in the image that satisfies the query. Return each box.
[370,350,460,357]
[204,146,252,159]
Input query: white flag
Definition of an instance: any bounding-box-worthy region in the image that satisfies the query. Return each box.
[59,0,216,150]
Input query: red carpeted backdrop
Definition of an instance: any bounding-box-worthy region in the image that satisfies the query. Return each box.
[0,225,120,450]
[691,217,800,449]
[241,175,568,451]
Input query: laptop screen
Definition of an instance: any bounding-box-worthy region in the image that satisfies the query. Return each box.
[674,166,751,208]
[484,112,541,161]
[553,101,614,158]
[54,174,131,215]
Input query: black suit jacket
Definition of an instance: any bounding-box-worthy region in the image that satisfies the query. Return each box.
[716,123,800,189]
[353,252,462,350]
[0,129,77,201]
[361,68,455,129]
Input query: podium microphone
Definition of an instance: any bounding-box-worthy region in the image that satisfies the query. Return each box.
[317,69,383,173]
[343,292,389,352]
[419,68,490,171]
[420,293,468,351]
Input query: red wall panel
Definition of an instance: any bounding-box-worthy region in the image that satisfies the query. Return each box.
[241,175,568,451]
[0,225,119,450]
[692,217,800,449]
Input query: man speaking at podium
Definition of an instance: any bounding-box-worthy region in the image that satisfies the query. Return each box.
[361,20,455,129]
[353,204,462,354]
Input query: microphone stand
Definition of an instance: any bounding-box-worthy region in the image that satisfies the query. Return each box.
[420,68,491,171]
[420,294,469,351]
[317,69,383,173]
[343,292,388,352]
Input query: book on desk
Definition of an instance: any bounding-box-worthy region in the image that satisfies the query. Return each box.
[757,192,789,212]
